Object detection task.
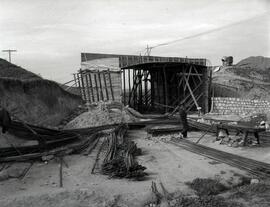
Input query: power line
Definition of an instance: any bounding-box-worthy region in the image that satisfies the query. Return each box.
[2,49,17,63]
[142,11,270,55]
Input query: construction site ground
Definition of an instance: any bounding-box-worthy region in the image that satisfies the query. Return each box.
[2,128,269,207]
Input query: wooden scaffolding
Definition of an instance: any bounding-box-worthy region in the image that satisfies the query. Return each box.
[122,62,211,113]
[74,69,122,103]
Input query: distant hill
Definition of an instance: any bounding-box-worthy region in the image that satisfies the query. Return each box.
[236,56,270,70]
[212,56,270,101]
[0,58,41,80]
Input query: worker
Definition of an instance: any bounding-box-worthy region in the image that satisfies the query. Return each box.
[0,107,11,133]
[179,104,188,138]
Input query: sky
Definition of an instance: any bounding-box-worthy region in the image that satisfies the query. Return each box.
[0,0,269,83]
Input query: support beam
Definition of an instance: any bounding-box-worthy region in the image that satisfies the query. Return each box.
[183,66,192,92]
[192,66,202,81]
[203,68,209,113]
[144,70,148,107]
[123,69,126,105]
[163,65,168,112]
[128,69,131,100]
[107,70,115,101]
[85,73,91,103]
[102,72,109,101]
[94,73,100,101]
[88,73,95,102]
[97,71,104,101]
[76,73,82,99]
[73,74,77,87]
[183,75,200,109]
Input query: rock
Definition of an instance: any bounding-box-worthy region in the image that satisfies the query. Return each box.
[0,171,9,181]
[250,178,260,184]
[42,155,54,161]
[231,141,239,148]
[7,163,31,178]
[0,163,31,181]
[169,199,177,206]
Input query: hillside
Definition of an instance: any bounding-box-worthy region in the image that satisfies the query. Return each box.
[212,56,270,101]
[237,56,270,70]
[0,59,41,80]
[0,59,82,126]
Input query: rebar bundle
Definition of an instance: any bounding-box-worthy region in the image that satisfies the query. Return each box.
[101,125,147,179]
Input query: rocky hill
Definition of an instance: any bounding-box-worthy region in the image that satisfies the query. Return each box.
[212,56,270,101]
[0,59,82,127]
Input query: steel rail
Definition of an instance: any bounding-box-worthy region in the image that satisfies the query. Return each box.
[169,139,270,178]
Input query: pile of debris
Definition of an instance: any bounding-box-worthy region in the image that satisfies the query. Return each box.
[147,132,183,143]
[65,102,138,129]
[216,129,260,148]
[144,180,244,207]
[57,105,88,129]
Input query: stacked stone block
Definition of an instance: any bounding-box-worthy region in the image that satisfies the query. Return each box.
[212,97,270,115]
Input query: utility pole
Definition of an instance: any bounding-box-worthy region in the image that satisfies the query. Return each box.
[145,45,152,56]
[2,49,17,63]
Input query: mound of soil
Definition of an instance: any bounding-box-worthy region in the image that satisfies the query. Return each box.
[0,59,82,127]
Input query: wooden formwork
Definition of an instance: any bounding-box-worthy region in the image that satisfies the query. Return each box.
[122,62,210,114]
[75,69,121,103]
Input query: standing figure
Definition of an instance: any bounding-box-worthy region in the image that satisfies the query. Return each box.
[0,107,11,133]
[179,104,188,138]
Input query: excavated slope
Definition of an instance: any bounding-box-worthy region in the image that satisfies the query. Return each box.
[212,56,270,101]
[0,59,82,127]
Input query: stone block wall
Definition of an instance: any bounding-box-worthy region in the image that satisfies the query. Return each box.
[212,97,270,115]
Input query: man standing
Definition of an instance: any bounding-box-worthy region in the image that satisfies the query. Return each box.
[0,107,11,133]
[179,104,188,138]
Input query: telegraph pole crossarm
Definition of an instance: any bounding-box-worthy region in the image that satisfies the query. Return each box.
[2,49,17,63]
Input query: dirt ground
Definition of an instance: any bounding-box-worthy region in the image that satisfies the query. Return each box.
[0,129,254,207]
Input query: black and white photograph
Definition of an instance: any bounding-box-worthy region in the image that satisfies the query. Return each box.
[0,0,270,206]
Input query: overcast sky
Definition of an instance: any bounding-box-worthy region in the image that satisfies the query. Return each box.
[0,0,269,83]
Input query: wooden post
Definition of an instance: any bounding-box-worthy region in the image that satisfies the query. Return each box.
[76,72,83,100]
[134,70,138,109]
[132,69,136,108]
[102,71,109,101]
[85,73,91,103]
[94,73,100,101]
[80,72,87,101]
[144,70,148,107]
[73,74,77,87]
[156,71,161,104]
[59,156,63,188]
[208,68,212,113]
[107,69,115,101]
[203,66,209,113]
[97,71,104,101]
[128,69,131,103]
[88,73,95,102]
[139,69,143,111]
[150,71,154,108]
[183,75,199,109]
[128,69,131,104]
[123,69,126,105]
[163,65,168,112]
[184,66,192,92]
